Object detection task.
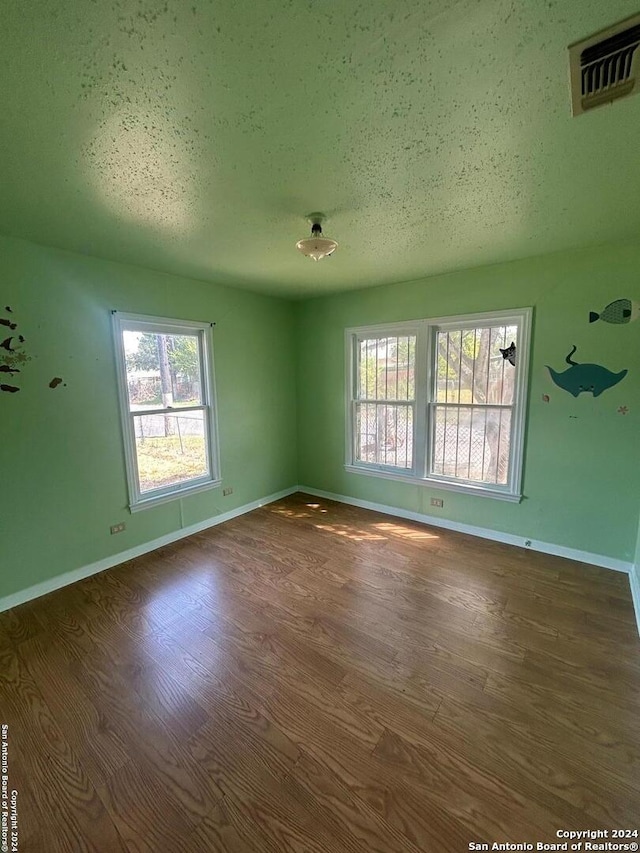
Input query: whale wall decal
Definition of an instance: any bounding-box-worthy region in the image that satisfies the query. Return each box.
[546,346,627,398]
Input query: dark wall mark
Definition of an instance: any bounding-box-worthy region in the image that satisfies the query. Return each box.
[546,345,627,397]
[1,308,65,394]
[0,335,23,350]
[0,308,31,393]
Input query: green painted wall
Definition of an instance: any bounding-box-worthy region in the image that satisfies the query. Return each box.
[296,244,640,563]
[1,235,297,600]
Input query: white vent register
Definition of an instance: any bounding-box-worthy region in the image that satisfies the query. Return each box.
[570,13,640,115]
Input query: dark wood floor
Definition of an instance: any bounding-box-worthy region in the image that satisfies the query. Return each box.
[1,493,639,852]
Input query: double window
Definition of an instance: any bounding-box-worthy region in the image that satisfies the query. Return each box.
[346,309,532,501]
[112,313,220,511]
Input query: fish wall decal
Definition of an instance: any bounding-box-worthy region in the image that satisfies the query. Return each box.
[589,299,639,325]
[546,346,627,397]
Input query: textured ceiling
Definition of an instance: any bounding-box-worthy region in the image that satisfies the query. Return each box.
[1,0,639,297]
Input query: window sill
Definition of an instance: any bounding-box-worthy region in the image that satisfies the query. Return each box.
[129,478,222,513]
[344,465,522,503]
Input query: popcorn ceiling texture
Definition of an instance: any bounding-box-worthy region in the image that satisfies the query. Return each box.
[0,0,638,297]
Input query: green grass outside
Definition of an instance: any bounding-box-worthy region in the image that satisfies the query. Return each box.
[136,435,208,492]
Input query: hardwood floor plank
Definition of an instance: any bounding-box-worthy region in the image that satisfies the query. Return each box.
[344,571,508,622]
[187,719,347,853]
[17,634,130,788]
[258,565,444,654]
[25,609,226,832]
[0,600,43,646]
[141,623,278,726]
[373,725,570,842]
[184,800,256,853]
[433,692,640,822]
[257,685,477,851]
[5,736,66,852]
[524,632,640,683]
[283,750,425,853]
[376,781,486,853]
[0,646,126,852]
[65,650,225,828]
[485,670,640,757]
[338,671,441,743]
[558,560,631,589]
[96,759,196,852]
[524,646,640,706]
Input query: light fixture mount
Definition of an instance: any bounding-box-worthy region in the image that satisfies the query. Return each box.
[296,214,338,261]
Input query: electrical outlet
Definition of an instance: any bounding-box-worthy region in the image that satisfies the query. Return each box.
[430,498,444,508]
[223,487,233,496]
[110,522,126,535]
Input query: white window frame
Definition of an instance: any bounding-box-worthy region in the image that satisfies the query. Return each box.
[112,311,221,512]
[345,308,532,502]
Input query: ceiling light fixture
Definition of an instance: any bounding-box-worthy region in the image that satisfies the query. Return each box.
[296,215,338,261]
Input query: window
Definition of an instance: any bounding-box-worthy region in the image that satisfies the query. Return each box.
[346,309,532,501]
[112,313,220,511]
[352,332,418,471]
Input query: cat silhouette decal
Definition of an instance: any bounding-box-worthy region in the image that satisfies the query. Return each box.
[499,341,516,366]
[546,346,627,397]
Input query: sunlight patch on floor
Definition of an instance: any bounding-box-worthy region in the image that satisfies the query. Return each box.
[270,506,313,518]
[373,521,439,541]
[313,522,387,542]
[269,501,331,519]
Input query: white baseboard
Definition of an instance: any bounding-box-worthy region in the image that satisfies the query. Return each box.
[298,485,633,575]
[630,565,640,637]
[0,486,298,614]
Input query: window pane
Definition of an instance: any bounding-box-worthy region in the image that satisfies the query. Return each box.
[133,410,209,493]
[358,335,416,401]
[435,325,517,405]
[355,403,413,469]
[432,405,511,485]
[123,330,203,411]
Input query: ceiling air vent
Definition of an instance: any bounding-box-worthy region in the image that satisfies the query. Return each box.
[569,13,640,115]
